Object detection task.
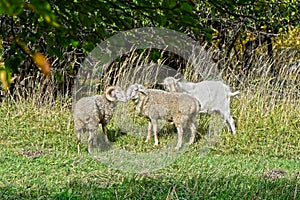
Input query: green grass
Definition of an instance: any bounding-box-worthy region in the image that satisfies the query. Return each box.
[0,98,299,199]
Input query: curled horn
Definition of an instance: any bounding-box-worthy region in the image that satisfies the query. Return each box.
[105,86,117,102]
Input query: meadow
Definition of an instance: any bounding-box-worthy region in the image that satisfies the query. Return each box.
[0,49,299,199]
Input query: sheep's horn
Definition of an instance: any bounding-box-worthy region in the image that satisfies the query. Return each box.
[105,86,117,102]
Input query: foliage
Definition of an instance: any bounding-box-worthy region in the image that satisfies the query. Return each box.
[0,0,204,59]
[194,0,299,72]
[0,0,205,91]
[275,28,300,48]
[0,0,299,91]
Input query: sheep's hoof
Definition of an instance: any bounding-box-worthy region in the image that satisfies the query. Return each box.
[104,140,112,145]
[104,136,110,143]
[175,146,181,150]
[88,145,93,154]
[77,141,81,154]
[188,140,194,145]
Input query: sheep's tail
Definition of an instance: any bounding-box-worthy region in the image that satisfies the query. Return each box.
[228,91,240,97]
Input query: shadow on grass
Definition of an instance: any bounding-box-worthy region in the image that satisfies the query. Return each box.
[1,155,298,200]
[39,172,300,199]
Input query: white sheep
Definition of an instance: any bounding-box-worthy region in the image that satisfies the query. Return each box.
[73,86,127,154]
[126,84,200,149]
[162,77,239,134]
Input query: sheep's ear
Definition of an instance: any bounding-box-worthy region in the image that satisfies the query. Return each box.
[139,90,147,95]
[114,86,127,102]
[105,86,117,102]
[126,84,141,100]
[137,85,148,95]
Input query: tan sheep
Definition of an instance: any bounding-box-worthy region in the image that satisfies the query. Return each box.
[73,86,127,153]
[126,84,200,149]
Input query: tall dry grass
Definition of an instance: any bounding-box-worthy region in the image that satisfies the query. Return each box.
[2,44,299,158]
[99,45,300,158]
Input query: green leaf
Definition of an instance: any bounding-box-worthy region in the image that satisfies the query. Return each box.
[161,16,167,26]
[83,42,95,53]
[181,15,195,25]
[29,0,60,27]
[71,39,79,48]
[0,0,24,15]
[180,2,193,13]
[163,0,177,9]
[205,33,213,42]
[211,7,216,21]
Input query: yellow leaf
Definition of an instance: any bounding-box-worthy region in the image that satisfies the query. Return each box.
[0,69,9,91]
[44,15,51,23]
[15,38,31,55]
[31,52,51,76]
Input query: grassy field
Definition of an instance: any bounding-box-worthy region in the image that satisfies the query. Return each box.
[0,87,299,199]
[0,47,299,199]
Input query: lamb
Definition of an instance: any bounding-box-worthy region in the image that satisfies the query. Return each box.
[161,77,239,134]
[126,84,200,149]
[73,86,127,154]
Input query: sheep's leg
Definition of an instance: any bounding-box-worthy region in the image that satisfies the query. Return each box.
[77,140,81,154]
[145,121,152,143]
[101,123,110,143]
[228,115,236,134]
[76,130,81,154]
[147,119,159,146]
[152,120,159,146]
[224,114,236,134]
[188,122,196,145]
[175,124,183,150]
[87,130,96,153]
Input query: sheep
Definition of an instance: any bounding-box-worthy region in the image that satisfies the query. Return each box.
[161,77,239,134]
[126,84,200,149]
[73,86,127,154]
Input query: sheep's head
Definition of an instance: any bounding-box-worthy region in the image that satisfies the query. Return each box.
[126,84,147,101]
[160,77,180,92]
[105,86,127,102]
[126,84,148,113]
